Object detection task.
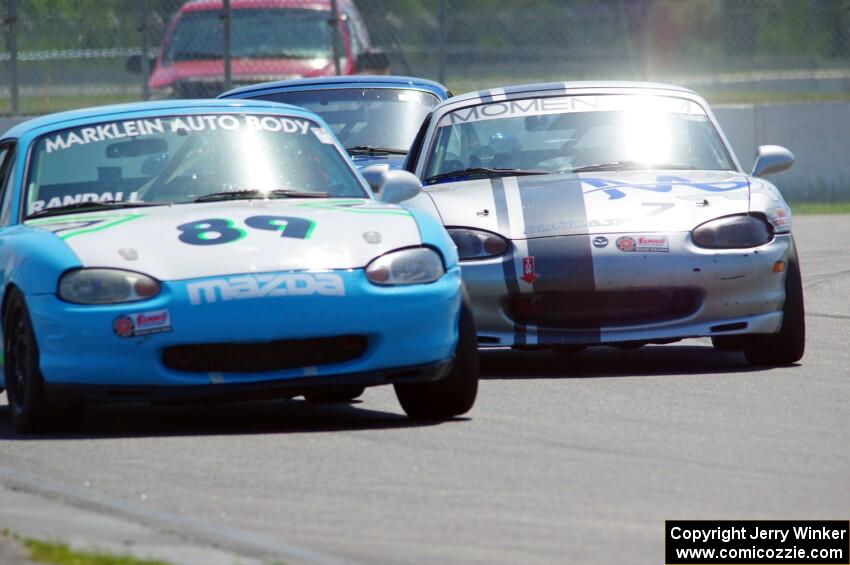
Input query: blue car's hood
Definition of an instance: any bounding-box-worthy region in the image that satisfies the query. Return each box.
[25,199,421,280]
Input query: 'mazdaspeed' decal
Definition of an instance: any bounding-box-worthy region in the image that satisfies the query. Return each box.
[187,272,345,305]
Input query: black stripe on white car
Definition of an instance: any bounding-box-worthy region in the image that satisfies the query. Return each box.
[517,174,601,345]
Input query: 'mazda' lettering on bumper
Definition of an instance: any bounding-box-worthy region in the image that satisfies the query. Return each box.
[187,273,345,305]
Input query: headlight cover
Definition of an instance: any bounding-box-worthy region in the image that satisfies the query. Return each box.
[692,214,773,249]
[447,228,508,260]
[58,269,161,304]
[365,247,445,285]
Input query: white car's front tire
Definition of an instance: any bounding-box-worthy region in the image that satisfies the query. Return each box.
[744,239,805,366]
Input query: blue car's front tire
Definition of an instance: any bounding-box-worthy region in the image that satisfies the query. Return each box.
[394,290,479,419]
[4,289,52,433]
[4,289,85,434]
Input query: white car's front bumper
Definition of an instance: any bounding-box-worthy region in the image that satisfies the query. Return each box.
[461,232,791,348]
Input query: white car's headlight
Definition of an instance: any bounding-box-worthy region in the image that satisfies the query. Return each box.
[692,214,773,249]
[447,228,508,260]
[58,269,161,304]
[365,247,445,285]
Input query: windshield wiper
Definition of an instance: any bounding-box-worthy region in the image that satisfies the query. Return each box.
[194,189,329,203]
[425,167,549,185]
[346,145,408,156]
[194,190,263,203]
[172,51,221,61]
[267,189,329,199]
[26,200,168,220]
[570,161,696,173]
[245,52,313,59]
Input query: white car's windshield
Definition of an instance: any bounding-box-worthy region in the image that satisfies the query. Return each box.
[165,9,332,61]
[257,88,441,153]
[25,113,366,217]
[425,94,734,182]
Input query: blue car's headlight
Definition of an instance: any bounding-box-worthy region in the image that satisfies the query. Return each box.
[692,214,773,249]
[365,247,445,285]
[58,268,161,304]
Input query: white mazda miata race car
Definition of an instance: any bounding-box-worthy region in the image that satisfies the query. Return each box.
[395,82,804,366]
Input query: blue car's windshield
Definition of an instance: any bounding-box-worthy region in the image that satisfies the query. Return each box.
[25,113,366,217]
[256,88,440,153]
[425,94,734,182]
[165,9,332,61]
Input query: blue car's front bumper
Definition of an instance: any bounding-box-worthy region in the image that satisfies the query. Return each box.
[26,267,461,401]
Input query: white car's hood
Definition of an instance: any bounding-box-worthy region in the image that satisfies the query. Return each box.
[425,170,751,239]
[27,199,420,280]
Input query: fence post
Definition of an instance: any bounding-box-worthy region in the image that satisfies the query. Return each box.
[329,0,341,75]
[140,0,150,100]
[5,0,18,115]
[438,0,446,84]
[222,0,231,90]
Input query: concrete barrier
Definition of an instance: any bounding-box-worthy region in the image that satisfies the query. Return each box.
[3,101,849,201]
[714,102,850,201]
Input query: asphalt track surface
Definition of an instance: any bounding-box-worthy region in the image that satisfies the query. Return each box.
[0,214,848,565]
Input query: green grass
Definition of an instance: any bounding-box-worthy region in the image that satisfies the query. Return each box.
[444,68,850,105]
[1,79,849,117]
[703,90,850,105]
[23,538,172,565]
[789,201,850,214]
[0,93,140,116]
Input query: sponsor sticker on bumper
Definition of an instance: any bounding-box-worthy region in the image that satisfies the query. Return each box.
[113,309,172,338]
[635,235,669,252]
[767,206,791,230]
[592,235,609,248]
[617,235,669,252]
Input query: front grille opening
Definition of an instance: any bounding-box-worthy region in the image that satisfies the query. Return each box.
[384,369,421,380]
[477,336,501,344]
[508,289,701,329]
[107,388,152,399]
[163,335,368,373]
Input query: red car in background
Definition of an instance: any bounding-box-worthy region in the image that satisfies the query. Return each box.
[128,0,389,98]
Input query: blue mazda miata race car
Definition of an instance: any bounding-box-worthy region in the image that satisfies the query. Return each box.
[0,99,478,433]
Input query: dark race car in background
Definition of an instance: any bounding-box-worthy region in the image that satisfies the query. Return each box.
[220,75,450,171]
[397,81,804,366]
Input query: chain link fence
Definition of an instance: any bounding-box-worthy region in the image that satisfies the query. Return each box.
[1,0,849,115]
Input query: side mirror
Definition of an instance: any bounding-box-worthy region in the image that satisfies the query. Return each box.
[126,54,156,75]
[752,145,794,177]
[355,50,390,73]
[378,170,422,204]
[360,163,390,192]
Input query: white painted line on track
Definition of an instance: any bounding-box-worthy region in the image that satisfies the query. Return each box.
[0,464,359,565]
